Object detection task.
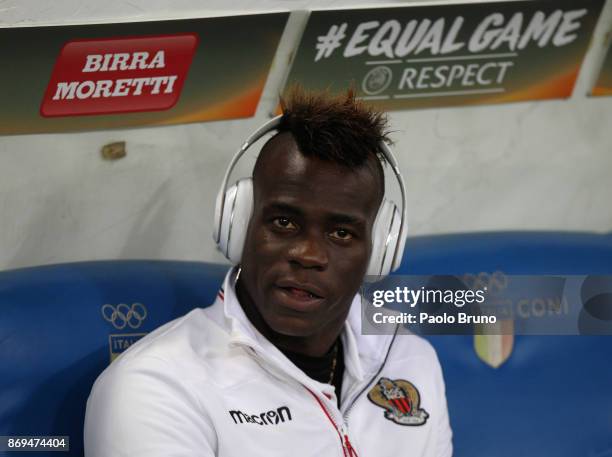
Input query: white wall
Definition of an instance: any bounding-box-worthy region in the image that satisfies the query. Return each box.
[1,0,611,271]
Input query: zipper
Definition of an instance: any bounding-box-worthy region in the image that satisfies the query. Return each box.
[340,423,359,457]
[305,387,358,457]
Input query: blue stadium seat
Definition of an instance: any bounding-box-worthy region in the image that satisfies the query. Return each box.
[1,232,611,457]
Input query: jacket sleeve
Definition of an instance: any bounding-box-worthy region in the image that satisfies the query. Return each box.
[432,352,453,457]
[84,356,217,457]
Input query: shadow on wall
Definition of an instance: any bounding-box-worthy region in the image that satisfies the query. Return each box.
[7,179,178,268]
[8,184,77,269]
[119,180,177,259]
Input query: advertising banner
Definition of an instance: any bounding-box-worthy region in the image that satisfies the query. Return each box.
[592,42,612,96]
[284,0,604,110]
[0,13,288,134]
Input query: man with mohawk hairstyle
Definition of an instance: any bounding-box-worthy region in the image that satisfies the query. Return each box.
[85,87,452,457]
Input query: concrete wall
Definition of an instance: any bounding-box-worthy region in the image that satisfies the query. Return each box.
[1,0,611,271]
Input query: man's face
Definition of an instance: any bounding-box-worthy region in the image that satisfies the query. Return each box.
[239,132,383,340]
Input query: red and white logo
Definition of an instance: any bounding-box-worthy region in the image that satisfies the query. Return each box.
[40,33,198,117]
[368,377,429,426]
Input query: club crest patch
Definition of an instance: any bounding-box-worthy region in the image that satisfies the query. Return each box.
[368,377,429,426]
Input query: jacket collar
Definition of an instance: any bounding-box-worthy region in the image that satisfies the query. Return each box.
[211,267,392,394]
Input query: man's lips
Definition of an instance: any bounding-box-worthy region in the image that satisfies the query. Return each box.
[273,287,325,313]
[275,280,325,299]
[273,280,327,312]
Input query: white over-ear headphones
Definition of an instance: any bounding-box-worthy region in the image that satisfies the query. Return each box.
[213,115,408,277]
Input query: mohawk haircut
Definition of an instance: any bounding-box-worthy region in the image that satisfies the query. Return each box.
[277,86,391,168]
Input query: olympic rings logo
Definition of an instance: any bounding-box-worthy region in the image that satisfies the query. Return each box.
[462,271,508,295]
[101,303,148,330]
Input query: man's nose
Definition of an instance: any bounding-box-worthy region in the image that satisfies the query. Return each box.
[287,231,329,270]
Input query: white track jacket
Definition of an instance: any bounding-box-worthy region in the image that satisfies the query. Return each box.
[85,268,453,457]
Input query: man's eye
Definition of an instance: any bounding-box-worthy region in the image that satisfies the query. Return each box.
[272,217,297,230]
[329,228,353,241]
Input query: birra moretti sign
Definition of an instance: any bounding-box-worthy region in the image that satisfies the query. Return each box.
[41,34,198,117]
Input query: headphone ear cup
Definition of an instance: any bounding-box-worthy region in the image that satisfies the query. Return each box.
[217,178,253,264]
[367,199,401,278]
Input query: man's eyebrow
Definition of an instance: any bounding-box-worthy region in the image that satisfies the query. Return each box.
[262,202,366,226]
[262,202,303,215]
[327,213,366,227]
